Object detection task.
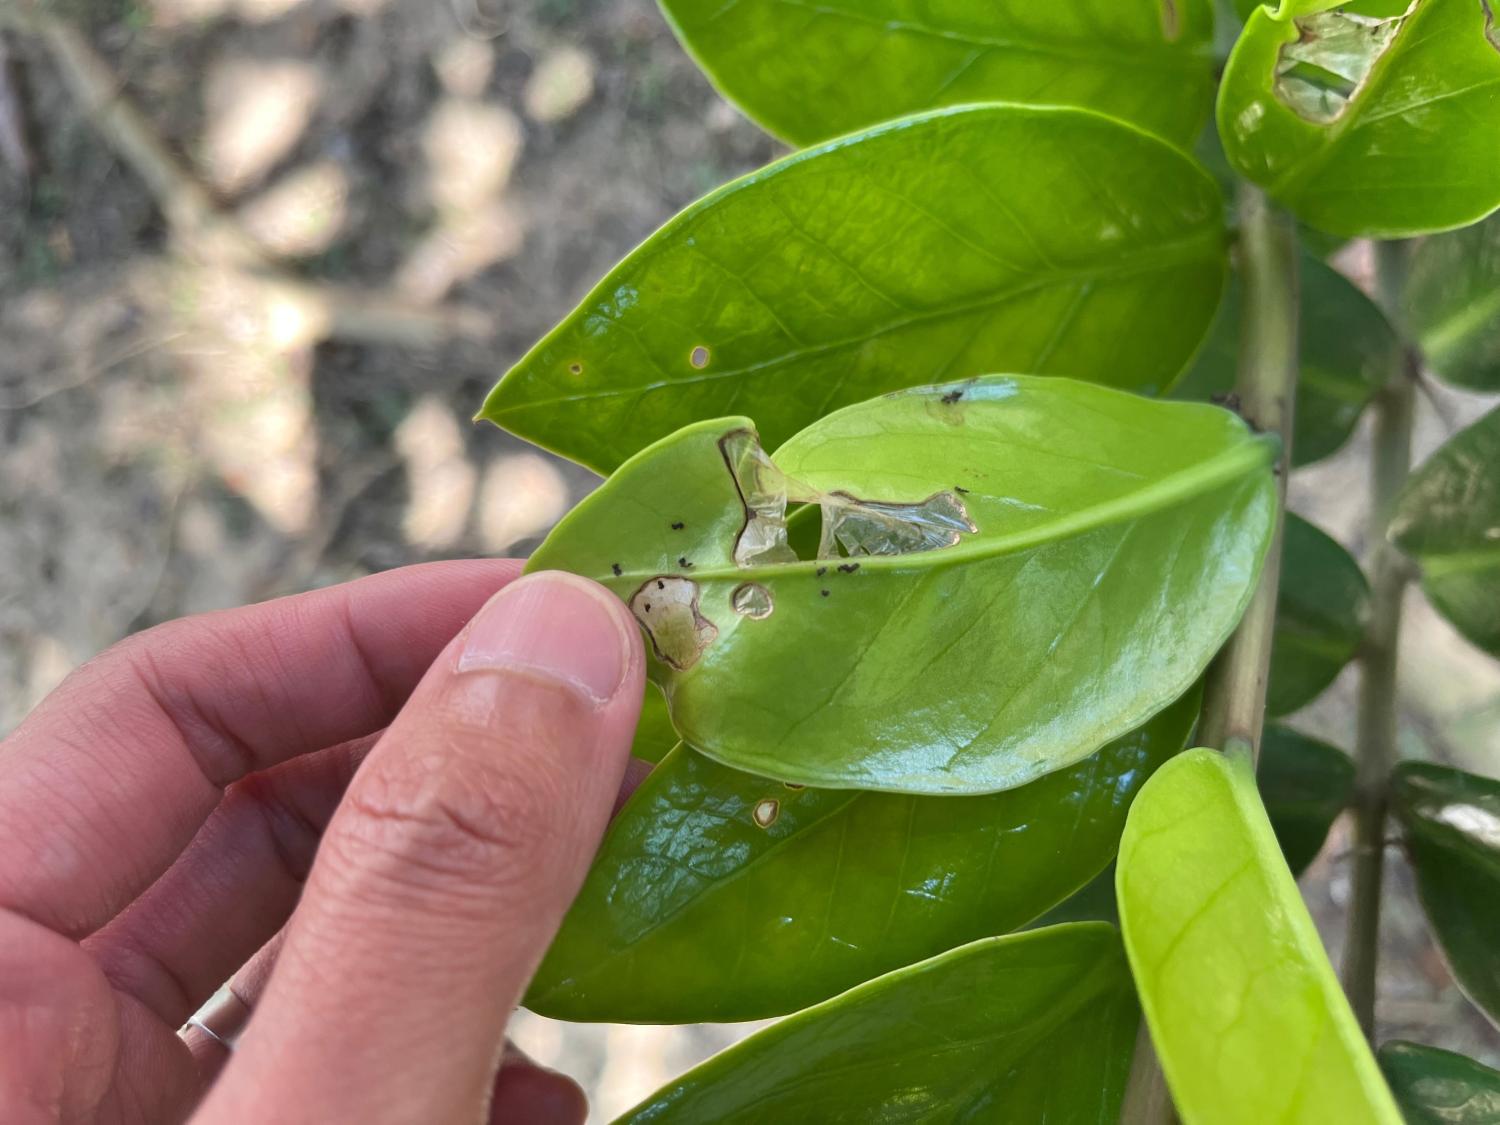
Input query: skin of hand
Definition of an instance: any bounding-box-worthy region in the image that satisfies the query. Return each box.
[0,561,648,1124]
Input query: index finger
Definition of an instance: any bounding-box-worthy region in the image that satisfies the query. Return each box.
[0,559,522,937]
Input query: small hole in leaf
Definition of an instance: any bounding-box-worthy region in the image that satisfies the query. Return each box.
[753,799,780,828]
[731,582,774,619]
[689,345,710,369]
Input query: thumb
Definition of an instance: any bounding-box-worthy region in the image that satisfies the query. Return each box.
[196,571,644,1125]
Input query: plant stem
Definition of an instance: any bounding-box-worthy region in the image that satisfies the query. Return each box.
[1341,240,1417,1040]
[1123,185,1301,1125]
[1196,187,1301,765]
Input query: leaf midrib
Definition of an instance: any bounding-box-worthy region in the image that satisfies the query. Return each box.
[493,226,1225,418]
[1419,284,1500,368]
[600,432,1274,588]
[738,0,1213,71]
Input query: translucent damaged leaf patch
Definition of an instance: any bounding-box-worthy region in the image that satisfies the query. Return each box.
[719,427,976,567]
[720,429,797,568]
[1275,5,1407,123]
[818,491,977,558]
[630,576,717,670]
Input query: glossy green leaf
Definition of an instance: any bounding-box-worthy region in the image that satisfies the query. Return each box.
[1391,762,1500,1025]
[1258,724,1354,873]
[529,687,1197,1023]
[657,0,1216,148]
[1172,253,1394,466]
[1380,1040,1500,1124]
[1390,405,1500,658]
[614,924,1138,1124]
[1038,723,1352,928]
[529,376,1276,794]
[481,105,1229,474]
[1269,513,1370,715]
[1403,212,1500,391]
[1217,0,1500,238]
[1118,747,1403,1124]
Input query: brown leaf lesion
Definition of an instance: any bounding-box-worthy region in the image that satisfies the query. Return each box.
[630,576,718,670]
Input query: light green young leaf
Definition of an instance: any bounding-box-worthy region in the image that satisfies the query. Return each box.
[1390,405,1500,658]
[1402,212,1500,391]
[657,0,1217,147]
[1380,1040,1500,1124]
[1217,0,1500,238]
[1391,762,1500,1026]
[1172,253,1394,466]
[481,105,1228,473]
[529,688,1197,1023]
[529,376,1275,794]
[1269,513,1370,715]
[1117,747,1403,1124]
[613,924,1139,1124]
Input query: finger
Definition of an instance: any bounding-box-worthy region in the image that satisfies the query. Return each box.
[0,559,522,937]
[489,1045,588,1125]
[86,732,380,1026]
[91,737,651,1028]
[197,572,643,1124]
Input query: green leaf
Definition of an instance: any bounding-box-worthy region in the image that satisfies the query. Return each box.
[657,0,1217,148]
[1117,747,1403,1124]
[1172,253,1394,466]
[1216,0,1500,238]
[1269,513,1370,715]
[481,105,1229,474]
[1391,762,1500,1026]
[613,924,1138,1124]
[630,684,679,765]
[1258,724,1354,873]
[1403,212,1500,391]
[530,376,1276,794]
[529,687,1198,1023]
[1038,723,1352,929]
[1380,1040,1500,1124]
[1390,405,1500,659]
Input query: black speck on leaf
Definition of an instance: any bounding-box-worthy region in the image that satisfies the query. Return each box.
[671,521,685,530]
[678,556,693,568]
[940,389,963,405]
[954,485,970,494]
[837,562,859,574]
[816,566,827,577]
[611,562,623,576]
[820,589,830,598]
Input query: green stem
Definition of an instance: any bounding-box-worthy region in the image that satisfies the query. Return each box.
[1341,240,1416,1040]
[1196,187,1301,764]
[1123,185,1301,1125]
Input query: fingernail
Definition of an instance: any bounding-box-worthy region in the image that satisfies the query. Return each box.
[458,572,633,705]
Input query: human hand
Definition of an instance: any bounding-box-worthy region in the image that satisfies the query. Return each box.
[0,562,646,1124]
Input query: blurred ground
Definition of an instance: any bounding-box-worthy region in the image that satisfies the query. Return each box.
[0,0,1497,1117]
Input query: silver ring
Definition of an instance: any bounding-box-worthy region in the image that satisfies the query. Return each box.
[182,986,252,1051]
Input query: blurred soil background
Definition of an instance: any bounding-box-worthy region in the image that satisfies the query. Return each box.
[0,0,1496,1115]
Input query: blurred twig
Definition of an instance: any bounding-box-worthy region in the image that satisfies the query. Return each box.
[0,30,33,187]
[16,9,493,347]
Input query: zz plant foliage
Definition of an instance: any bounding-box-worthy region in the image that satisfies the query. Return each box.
[478,0,1500,1119]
